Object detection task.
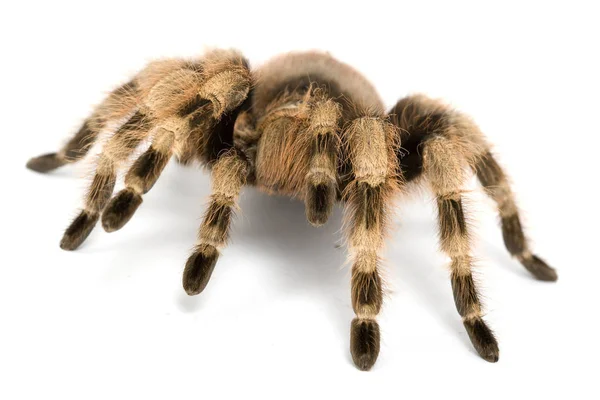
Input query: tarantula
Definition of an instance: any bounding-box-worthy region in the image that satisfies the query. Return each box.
[27,49,557,370]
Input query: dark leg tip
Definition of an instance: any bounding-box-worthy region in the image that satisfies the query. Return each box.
[464,318,499,363]
[350,318,380,371]
[101,189,143,233]
[520,254,558,282]
[59,238,76,251]
[60,211,99,251]
[26,153,67,173]
[306,182,335,227]
[182,244,219,296]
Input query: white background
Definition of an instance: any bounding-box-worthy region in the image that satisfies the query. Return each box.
[1,1,598,399]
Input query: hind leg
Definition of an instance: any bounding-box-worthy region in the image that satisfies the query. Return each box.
[423,135,500,362]
[475,151,557,281]
[26,81,138,172]
[389,94,557,282]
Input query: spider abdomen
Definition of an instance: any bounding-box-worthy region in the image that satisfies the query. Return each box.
[253,51,385,118]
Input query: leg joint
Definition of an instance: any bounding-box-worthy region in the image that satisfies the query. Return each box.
[351,269,383,318]
[451,271,482,319]
[211,151,248,197]
[345,117,397,187]
[308,99,341,132]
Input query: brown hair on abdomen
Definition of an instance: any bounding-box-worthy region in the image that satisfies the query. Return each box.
[253,51,385,118]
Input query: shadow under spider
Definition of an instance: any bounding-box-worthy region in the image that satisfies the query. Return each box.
[58,161,476,353]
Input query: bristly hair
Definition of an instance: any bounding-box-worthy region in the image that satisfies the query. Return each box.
[27,49,555,371]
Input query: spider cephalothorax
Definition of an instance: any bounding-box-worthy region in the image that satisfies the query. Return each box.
[27,49,557,370]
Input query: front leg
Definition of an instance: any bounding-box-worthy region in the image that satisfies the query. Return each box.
[304,96,341,226]
[183,149,248,295]
[343,116,400,370]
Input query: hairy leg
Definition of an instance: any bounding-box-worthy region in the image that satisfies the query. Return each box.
[304,97,341,225]
[58,50,252,250]
[390,94,556,282]
[343,116,399,370]
[475,151,557,281]
[27,81,138,172]
[60,111,152,250]
[101,127,175,232]
[102,51,252,234]
[99,52,253,285]
[423,135,499,362]
[183,149,248,295]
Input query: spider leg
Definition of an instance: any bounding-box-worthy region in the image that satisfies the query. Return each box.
[304,97,341,225]
[343,116,400,371]
[422,135,500,363]
[60,50,252,250]
[27,81,138,172]
[100,51,252,235]
[475,151,557,281]
[60,111,152,250]
[101,127,174,232]
[183,149,248,295]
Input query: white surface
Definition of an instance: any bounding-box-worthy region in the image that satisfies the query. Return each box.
[1,1,598,399]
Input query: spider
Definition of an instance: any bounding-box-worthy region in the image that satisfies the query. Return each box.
[27,49,557,370]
